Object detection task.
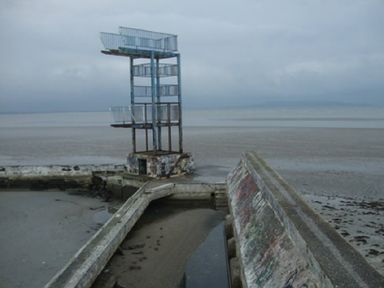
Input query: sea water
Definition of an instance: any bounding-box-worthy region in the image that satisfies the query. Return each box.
[1,106,384,166]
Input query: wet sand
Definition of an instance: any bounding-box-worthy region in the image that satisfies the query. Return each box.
[93,201,225,288]
[305,195,384,275]
[0,190,118,288]
[186,127,384,198]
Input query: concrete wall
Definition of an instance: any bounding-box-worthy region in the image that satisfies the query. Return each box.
[0,164,127,178]
[0,164,127,190]
[226,152,384,288]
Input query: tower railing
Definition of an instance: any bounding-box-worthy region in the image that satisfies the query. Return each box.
[110,103,179,124]
[133,85,179,97]
[119,27,177,51]
[100,28,177,53]
[133,63,178,77]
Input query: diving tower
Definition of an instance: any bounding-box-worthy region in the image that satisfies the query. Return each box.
[100,27,192,177]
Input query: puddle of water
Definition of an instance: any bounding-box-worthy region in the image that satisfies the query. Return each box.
[182,222,229,288]
[93,207,112,225]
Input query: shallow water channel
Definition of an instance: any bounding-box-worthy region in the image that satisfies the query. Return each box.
[183,222,229,288]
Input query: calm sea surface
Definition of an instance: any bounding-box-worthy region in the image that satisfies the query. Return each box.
[1,106,384,167]
[1,106,384,129]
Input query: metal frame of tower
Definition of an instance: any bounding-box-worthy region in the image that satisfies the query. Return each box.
[100,27,183,154]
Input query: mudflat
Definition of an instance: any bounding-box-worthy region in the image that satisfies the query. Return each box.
[0,190,117,288]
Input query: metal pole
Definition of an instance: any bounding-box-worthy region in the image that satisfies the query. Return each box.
[145,103,148,151]
[130,57,136,153]
[167,103,172,151]
[150,52,158,151]
[176,54,183,153]
[156,58,162,150]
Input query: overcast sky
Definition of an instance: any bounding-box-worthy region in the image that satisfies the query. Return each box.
[0,0,383,113]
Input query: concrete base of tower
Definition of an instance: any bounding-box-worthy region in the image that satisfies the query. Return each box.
[126,151,194,178]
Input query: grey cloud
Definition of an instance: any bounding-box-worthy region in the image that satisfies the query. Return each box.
[0,0,384,112]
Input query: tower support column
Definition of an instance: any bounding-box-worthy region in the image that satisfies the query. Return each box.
[177,54,183,153]
[150,52,158,151]
[130,57,136,152]
[156,58,162,150]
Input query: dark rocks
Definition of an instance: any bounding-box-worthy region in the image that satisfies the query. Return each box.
[352,235,370,245]
[367,249,383,256]
[322,205,336,210]
[122,243,145,250]
[359,201,384,211]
